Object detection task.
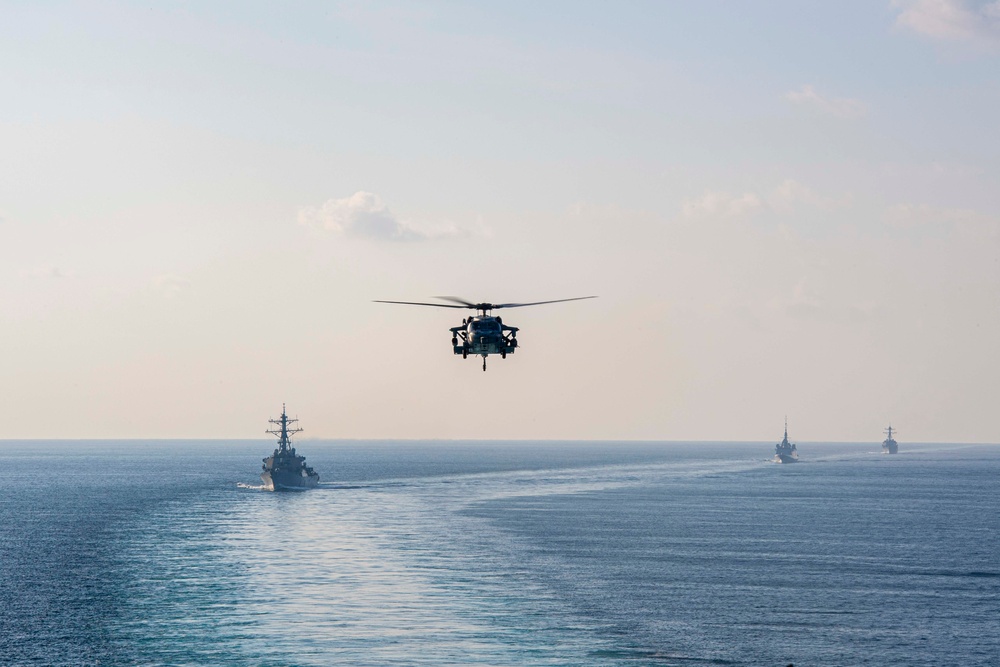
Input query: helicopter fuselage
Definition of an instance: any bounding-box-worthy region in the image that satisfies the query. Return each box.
[451,315,518,360]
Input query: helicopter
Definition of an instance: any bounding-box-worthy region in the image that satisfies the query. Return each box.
[374,296,597,371]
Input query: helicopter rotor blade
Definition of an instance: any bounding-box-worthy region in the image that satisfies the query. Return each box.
[492,296,598,309]
[375,295,598,312]
[432,296,479,308]
[372,300,470,309]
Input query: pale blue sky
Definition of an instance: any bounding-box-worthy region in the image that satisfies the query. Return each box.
[2,1,998,441]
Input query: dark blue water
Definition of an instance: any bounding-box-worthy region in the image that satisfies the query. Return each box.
[1,441,997,666]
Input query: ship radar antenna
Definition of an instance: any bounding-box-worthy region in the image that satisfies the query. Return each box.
[267,402,303,453]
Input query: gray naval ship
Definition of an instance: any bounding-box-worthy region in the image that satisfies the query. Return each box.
[882,425,898,454]
[773,418,799,463]
[260,404,319,491]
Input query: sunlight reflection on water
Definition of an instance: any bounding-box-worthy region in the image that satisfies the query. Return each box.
[8,441,993,666]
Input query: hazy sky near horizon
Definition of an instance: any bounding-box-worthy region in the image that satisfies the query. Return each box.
[2,1,998,441]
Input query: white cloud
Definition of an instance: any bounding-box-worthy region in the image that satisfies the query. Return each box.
[767,277,879,323]
[893,0,1000,48]
[20,263,69,279]
[152,274,190,298]
[681,191,764,219]
[784,84,867,118]
[682,180,846,220]
[768,179,851,213]
[298,191,466,241]
[784,278,824,318]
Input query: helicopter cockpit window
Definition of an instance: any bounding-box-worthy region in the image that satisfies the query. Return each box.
[471,320,501,333]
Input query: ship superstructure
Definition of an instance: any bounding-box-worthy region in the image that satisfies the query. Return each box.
[260,404,319,491]
[882,425,898,455]
[773,418,799,463]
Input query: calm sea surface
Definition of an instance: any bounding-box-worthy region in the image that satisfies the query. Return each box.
[1,441,997,666]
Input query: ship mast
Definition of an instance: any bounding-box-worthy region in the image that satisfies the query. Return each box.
[266,403,303,453]
[884,425,895,440]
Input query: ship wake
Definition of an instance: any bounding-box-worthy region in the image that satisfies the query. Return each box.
[236,482,268,491]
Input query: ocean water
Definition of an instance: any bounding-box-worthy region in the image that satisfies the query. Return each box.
[1,441,997,666]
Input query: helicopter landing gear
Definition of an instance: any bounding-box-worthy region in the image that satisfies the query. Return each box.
[483,357,487,372]
[501,350,506,359]
[462,347,468,359]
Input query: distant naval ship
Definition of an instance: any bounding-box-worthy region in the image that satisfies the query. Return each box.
[773,419,799,463]
[882,425,898,455]
[260,404,319,491]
